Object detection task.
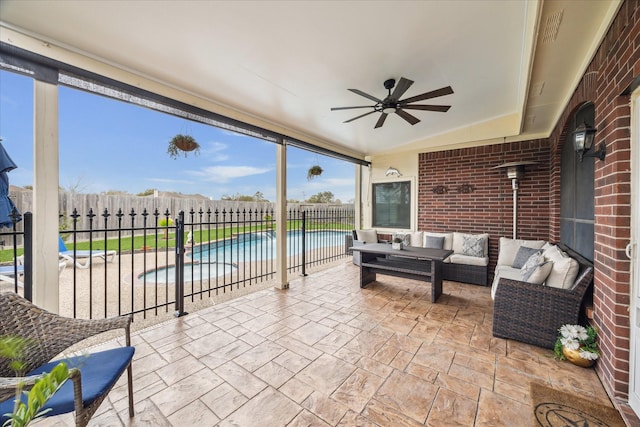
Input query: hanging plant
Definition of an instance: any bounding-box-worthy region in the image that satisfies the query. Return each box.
[167,134,200,159]
[307,165,323,181]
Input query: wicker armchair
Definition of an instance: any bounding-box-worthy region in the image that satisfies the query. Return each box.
[492,245,594,349]
[0,292,134,427]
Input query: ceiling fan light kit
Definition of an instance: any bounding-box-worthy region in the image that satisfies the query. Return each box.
[331,77,453,129]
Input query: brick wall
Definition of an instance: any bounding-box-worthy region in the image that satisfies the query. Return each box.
[547,0,636,399]
[416,0,638,402]
[418,140,551,274]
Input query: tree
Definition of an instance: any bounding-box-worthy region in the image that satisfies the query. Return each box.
[306,191,335,204]
[102,190,130,196]
[65,176,88,194]
[221,192,269,202]
[137,189,156,197]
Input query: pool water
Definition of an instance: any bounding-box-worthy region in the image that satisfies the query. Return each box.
[189,230,347,264]
[139,262,236,284]
[138,230,348,283]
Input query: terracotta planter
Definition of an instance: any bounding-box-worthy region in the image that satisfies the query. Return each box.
[173,137,198,152]
[562,346,595,368]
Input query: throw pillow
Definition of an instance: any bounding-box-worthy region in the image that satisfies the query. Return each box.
[424,235,445,249]
[546,256,580,289]
[424,232,453,250]
[496,237,546,267]
[356,229,378,244]
[520,252,546,281]
[511,246,542,269]
[525,261,554,284]
[409,231,424,247]
[462,235,484,257]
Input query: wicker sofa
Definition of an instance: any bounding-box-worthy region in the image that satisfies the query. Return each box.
[491,240,594,349]
[348,229,489,286]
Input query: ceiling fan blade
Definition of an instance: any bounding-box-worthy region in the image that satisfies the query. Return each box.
[395,109,420,125]
[374,113,388,129]
[400,86,454,104]
[331,106,375,111]
[402,104,451,112]
[344,110,378,123]
[390,77,414,101]
[348,88,382,103]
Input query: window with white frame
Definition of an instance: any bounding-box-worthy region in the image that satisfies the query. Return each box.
[372,180,411,229]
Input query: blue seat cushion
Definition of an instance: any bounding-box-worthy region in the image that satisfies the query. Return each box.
[0,346,134,422]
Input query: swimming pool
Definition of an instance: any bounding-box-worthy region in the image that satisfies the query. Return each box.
[189,230,348,263]
[138,230,348,283]
[139,262,237,284]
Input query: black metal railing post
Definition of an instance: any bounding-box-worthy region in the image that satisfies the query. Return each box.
[300,210,307,276]
[23,212,32,301]
[174,211,187,317]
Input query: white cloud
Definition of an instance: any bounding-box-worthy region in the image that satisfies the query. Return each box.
[200,141,229,162]
[189,165,272,183]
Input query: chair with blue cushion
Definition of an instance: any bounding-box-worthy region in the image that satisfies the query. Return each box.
[0,292,135,427]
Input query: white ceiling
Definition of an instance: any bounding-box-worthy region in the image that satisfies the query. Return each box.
[0,0,621,158]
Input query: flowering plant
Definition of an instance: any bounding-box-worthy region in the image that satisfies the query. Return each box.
[554,324,599,361]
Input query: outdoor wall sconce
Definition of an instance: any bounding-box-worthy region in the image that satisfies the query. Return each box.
[573,121,606,161]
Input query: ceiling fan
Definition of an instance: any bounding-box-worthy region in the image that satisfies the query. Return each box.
[331,77,453,129]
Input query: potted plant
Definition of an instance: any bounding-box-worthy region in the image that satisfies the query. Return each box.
[158,217,173,240]
[1,336,70,427]
[307,165,323,181]
[554,324,599,367]
[167,134,200,159]
[392,236,404,250]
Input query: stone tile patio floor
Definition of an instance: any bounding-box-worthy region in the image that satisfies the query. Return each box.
[33,261,625,426]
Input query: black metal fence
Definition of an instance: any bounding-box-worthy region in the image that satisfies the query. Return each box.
[0,206,354,320]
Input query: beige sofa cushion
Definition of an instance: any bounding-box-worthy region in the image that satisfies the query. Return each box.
[491,265,522,299]
[356,229,378,244]
[525,261,554,284]
[543,244,580,289]
[496,237,546,267]
[423,232,453,251]
[520,252,554,284]
[409,231,424,247]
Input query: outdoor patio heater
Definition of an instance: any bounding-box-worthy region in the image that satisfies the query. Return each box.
[492,161,537,239]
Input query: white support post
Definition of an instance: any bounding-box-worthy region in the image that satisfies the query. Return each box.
[355,164,362,230]
[33,80,60,312]
[274,142,288,289]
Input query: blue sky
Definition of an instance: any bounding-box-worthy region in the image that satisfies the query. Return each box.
[0,70,355,203]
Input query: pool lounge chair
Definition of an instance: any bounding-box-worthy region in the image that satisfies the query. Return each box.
[0,259,66,287]
[59,236,117,269]
[0,264,24,286]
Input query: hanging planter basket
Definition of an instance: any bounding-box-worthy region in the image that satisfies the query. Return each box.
[307,165,323,181]
[167,134,200,159]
